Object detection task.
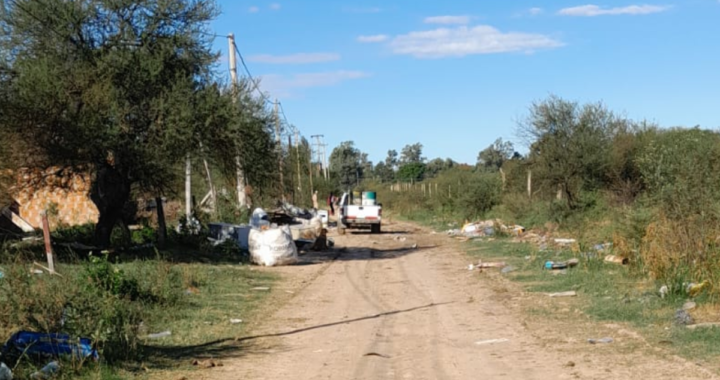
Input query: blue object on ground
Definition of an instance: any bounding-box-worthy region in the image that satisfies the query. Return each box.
[2,331,98,361]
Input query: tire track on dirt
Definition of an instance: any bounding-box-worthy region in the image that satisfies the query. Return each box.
[343,250,401,379]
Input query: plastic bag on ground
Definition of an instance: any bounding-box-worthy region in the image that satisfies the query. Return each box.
[249,225,298,266]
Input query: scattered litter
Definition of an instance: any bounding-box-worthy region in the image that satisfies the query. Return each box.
[594,243,613,252]
[478,261,507,269]
[249,208,270,229]
[394,236,407,242]
[0,362,12,380]
[549,291,577,298]
[604,255,628,265]
[411,244,418,249]
[683,301,697,311]
[501,266,516,274]
[2,331,98,361]
[184,287,200,295]
[229,319,243,324]
[686,322,720,330]
[503,225,525,236]
[554,238,576,246]
[544,259,579,270]
[475,338,509,345]
[192,359,223,368]
[363,352,390,359]
[468,264,475,271]
[31,269,43,275]
[674,309,694,326]
[687,280,710,298]
[285,290,295,294]
[29,361,59,379]
[659,285,669,299]
[147,331,172,340]
[252,287,270,291]
[587,337,613,344]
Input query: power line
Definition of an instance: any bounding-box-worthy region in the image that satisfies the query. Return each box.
[232,40,272,105]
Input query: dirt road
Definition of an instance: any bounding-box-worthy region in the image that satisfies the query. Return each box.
[212,221,717,380]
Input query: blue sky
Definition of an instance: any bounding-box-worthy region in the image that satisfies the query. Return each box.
[209,1,720,165]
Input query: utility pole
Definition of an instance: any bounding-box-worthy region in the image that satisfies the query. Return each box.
[228,33,248,208]
[275,99,285,200]
[295,128,302,195]
[311,135,329,180]
[185,154,192,219]
[308,140,314,195]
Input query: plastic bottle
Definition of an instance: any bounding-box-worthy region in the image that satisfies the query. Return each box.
[30,361,58,379]
[0,362,13,380]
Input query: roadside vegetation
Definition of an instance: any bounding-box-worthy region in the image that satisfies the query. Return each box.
[351,96,720,368]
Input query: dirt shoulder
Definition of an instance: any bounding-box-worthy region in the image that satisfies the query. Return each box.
[201,220,717,380]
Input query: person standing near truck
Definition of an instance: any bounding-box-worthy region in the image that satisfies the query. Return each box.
[312,190,319,210]
[327,192,335,215]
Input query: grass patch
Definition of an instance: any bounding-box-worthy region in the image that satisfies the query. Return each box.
[0,256,277,379]
[465,236,720,369]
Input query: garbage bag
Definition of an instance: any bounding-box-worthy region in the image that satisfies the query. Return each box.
[2,331,98,362]
[249,225,298,266]
[249,208,270,229]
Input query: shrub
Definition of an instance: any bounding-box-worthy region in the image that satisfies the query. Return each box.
[0,256,185,364]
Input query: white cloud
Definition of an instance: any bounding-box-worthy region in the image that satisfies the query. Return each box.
[389,25,563,58]
[270,3,281,10]
[558,4,670,16]
[424,15,472,25]
[529,7,544,15]
[247,53,340,64]
[248,6,259,13]
[357,34,389,43]
[261,71,371,97]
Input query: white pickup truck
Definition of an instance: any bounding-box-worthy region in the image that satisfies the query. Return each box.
[338,192,382,234]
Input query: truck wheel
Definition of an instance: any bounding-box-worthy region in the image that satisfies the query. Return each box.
[339,228,346,235]
[371,224,381,234]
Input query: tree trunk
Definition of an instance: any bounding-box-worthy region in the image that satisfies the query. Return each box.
[155,196,167,248]
[90,163,131,249]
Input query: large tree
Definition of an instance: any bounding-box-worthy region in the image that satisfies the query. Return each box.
[400,143,425,165]
[0,0,266,247]
[329,141,365,190]
[521,95,623,208]
[477,138,514,171]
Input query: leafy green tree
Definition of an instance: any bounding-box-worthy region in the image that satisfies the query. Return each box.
[521,96,623,209]
[0,0,271,247]
[477,138,514,171]
[426,157,455,178]
[385,150,398,170]
[329,141,364,190]
[374,162,394,183]
[637,127,720,218]
[400,143,425,165]
[397,162,426,182]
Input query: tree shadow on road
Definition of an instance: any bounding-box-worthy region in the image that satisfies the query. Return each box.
[294,244,438,266]
[142,302,451,368]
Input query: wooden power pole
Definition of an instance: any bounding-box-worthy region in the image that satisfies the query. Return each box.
[275,99,285,200]
[228,33,248,208]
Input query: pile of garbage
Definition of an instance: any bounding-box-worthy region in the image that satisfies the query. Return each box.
[208,201,332,267]
[447,220,526,239]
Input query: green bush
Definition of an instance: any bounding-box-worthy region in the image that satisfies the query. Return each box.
[0,256,185,364]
